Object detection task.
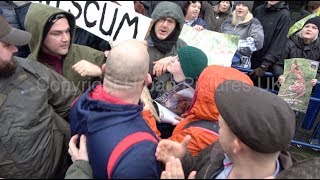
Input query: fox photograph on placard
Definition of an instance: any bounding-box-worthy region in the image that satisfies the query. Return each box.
[154,82,195,124]
[278,58,319,112]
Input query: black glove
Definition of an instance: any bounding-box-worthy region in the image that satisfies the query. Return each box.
[249,65,267,77]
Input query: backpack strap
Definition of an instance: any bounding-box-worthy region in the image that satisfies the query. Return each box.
[106,132,158,179]
[183,120,220,135]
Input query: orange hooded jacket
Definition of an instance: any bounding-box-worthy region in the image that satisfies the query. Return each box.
[168,65,254,156]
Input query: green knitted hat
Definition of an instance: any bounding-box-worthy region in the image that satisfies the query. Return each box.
[177,46,208,79]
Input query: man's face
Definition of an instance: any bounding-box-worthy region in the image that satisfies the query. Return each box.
[154,17,177,40]
[218,115,236,156]
[42,18,71,58]
[0,41,18,77]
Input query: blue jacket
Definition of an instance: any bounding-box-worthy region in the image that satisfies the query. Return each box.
[70,84,162,179]
[189,17,208,29]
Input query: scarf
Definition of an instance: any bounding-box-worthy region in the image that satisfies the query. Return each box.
[150,24,181,53]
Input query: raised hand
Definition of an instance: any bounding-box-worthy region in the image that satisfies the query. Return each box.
[153,56,173,77]
[161,156,196,179]
[72,60,102,77]
[193,25,204,31]
[155,135,191,164]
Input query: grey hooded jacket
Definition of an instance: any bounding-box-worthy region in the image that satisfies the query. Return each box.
[147,1,188,99]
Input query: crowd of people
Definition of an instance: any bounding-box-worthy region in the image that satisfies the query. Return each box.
[1,0,320,179]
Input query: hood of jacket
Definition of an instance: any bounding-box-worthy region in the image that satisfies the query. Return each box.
[151,1,185,31]
[71,85,144,134]
[183,65,253,121]
[24,3,76,60]
[263,1,289,12]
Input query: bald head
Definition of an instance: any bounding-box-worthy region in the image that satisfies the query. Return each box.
[104,39,150,90]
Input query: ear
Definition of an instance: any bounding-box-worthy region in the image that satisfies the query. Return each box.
[144,73,152,87]
[233,138,242,154]
[101,63,106,76]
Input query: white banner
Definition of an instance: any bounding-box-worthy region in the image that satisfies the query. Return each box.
[179,25,240,67]
[33,1,152,43]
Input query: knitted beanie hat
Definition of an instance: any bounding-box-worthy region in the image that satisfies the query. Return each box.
[304,16,320,31]
[177,46,208,79]
[234,1,254,12]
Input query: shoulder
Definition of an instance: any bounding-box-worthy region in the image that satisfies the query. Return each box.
[251,17,262,24]
[68,44,105,64]
[14,56,46,73]
[71,44,104,55]
[176,38,188,47]
[250,18,263,28]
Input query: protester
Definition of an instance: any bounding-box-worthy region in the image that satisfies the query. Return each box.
[146,1,188,100]
[24,3,106,91]
[182,1,208,31]
[278,17,320,86]
[0,16,81,178]
[167,65,253,156]
[156,80,295,179]
[250,1,291,81]
[69,39,162,179]
[141,46,208,139]
[202,1,232,32]
[220,1,264,68]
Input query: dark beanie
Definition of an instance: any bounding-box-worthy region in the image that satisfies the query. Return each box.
[177,46,208,79]
[234,1,254,12]
[214,80,296,154]
[218,1,233,8]
[303,16,320,31]
[43,13,73,39]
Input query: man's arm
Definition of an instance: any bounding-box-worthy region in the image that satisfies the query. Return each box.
[181,143,214,177]
[65,134,93,179]
[45,65,82,118]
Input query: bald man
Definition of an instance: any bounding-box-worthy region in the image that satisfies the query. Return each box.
[69,39,162,179]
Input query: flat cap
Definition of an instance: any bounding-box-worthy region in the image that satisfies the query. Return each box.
[214,80,296,153]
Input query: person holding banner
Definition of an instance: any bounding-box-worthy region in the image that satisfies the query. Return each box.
[168,65,253,156]
[182,1,208,31]
[24,3,106,92]
[278,17,320,86]
[220,1,264,69]
[142,46,208,139]
[146,1,188,100]
[156,80,295,179]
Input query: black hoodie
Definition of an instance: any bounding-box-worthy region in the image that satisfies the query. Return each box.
[251,1,291,69]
